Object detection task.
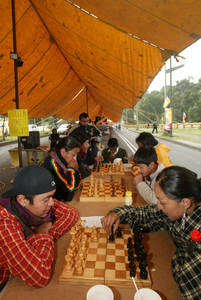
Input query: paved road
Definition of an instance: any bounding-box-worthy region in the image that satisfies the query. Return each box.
[113,128,201,177]
[0,131,200,187]
[0,137,50,188]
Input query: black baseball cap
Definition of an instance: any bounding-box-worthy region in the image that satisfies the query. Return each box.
[2,165,56,198]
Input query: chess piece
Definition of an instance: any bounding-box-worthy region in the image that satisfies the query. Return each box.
[109,225,115,242]
[91,226,98,241]
[140,268,148,280]
[75,259,83,275]
[130,269,136,278]
[65,256,73,270]
[67,247,75,258]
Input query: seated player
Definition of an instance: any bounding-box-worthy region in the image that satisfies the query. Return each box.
[43,136,81,202]
[72,132,91,179]
[102,138,128,164]
[136,132,172,167]
[0,165,79,290]
[133,147,164,204]
[101,166,201,299]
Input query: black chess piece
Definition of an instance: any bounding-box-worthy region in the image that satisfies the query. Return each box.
[139,260,148,269]
[127,237,133,248]
[128,249,134,257]
[128,255,134,262]
[116,227,122,238]
[129,261,135,269]
[140,268,148,280]
[109,232,114,242]
[128,237,132,244]
[130,269,136,278]
[109,225,114,242]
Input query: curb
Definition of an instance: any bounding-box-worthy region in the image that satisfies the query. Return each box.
[126,129,201,152]
[155,136,201,152]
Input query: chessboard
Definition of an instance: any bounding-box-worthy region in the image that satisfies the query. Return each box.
[80,178,126,202]
[93,162,125,176]
[59,222,151,288]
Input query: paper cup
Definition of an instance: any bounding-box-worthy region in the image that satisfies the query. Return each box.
[113,158,122,164]
[134,288,161,300]
[87,285,114,300]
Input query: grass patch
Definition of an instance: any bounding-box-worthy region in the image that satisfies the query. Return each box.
[125,126,201,145]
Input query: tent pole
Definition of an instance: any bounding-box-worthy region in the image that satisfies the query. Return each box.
[86,87,88,114]
[11,0,23,167]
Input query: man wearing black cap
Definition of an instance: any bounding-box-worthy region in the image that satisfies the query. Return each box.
[0,165,79,290]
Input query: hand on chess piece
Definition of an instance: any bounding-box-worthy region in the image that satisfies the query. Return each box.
[101,212,120,236]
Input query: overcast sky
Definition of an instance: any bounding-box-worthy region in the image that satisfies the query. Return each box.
[148,39,201,92]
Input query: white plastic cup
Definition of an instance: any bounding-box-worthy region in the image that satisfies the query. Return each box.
[113,158,122,164]
[87,284,114,300]
[134,288,161,300]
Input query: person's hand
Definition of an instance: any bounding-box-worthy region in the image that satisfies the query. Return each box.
[32,222,53,234]
[123,156,128,161]
[101,212,120,236]
[68,159,79,170]
[133,173,143,186]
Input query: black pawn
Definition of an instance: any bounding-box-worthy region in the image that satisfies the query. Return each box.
[116,227,122,238]
[130,269,136,278]
[109,225,114,242]
[140,268,148,280]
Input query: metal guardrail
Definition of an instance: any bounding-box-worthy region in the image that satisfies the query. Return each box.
[123,123,201,129]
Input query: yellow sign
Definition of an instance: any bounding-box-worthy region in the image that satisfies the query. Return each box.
[163,96,170,108]
[8,109,29,137]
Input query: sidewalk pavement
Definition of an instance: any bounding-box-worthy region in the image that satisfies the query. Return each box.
[125,128,201,152]
[152,134,201,152]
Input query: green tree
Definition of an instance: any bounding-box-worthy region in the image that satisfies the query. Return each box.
[138,90,164,123]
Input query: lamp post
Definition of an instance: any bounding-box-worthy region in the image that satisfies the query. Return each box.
[11,0,23,167]
[164,58,184,136]
[136,103,139,130]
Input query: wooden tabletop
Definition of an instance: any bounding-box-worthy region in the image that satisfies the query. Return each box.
[1,173,181,300]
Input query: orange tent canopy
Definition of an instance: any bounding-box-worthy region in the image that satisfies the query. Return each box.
[0,0,200,121]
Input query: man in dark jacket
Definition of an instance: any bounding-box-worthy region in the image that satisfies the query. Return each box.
[68,113,101,165]
[102,138,128,163]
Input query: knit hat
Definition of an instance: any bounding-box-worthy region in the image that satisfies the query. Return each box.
[72,132,90,145]
[2,165,56,198]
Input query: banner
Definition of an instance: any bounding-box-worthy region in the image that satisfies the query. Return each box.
[183,112,187,123]
[8,109,29,137]
[164,108,172,131]
[163,96,171,108]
